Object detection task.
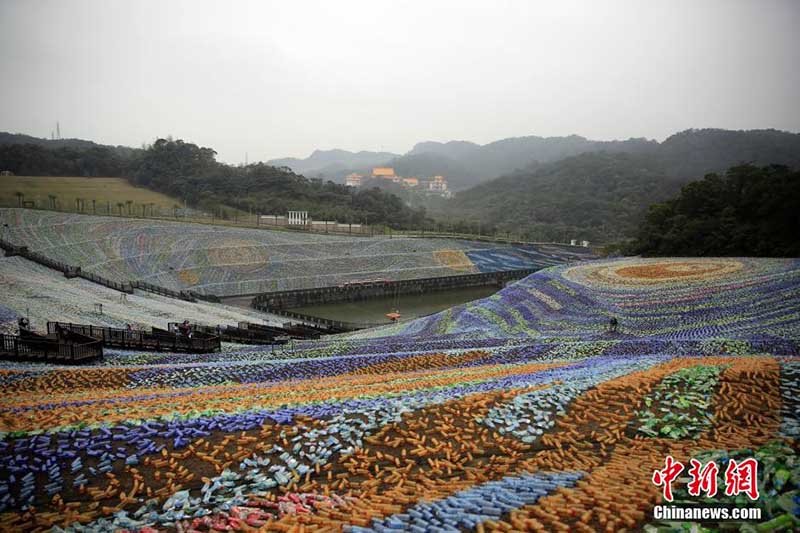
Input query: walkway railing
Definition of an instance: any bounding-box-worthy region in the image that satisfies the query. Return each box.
[131,280,197,302]
[1,202,601,247]
[169,322,290,345]
[262,308,384,332]
[48,322,221,353]
[252,268,537,310]
[0,331,103,363]
[0,238,133,293]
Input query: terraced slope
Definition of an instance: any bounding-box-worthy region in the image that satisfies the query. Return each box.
[0,255,280,334]
[0,257,797,532]
[0,209,591,296]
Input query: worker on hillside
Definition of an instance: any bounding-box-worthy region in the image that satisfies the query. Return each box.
[609,316,619,334]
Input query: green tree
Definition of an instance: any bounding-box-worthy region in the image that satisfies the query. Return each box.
[131,138,429,229]
[629,164,800,257]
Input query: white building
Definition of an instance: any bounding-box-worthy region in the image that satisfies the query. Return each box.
[426,175,452,198]
[345,173,363,187]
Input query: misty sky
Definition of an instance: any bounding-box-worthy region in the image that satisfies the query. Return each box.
[1,0,798,163]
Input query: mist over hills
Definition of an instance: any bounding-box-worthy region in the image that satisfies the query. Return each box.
[0,131,138,158]
[402,135,657,189]
[655,128,800,178]
[268,134,659,190]
[265,128,800,243]
[443,129,800,243]
[3,128,798,244]
[269,129,800,192]
[267,149,400,178]
[445,151,677,243]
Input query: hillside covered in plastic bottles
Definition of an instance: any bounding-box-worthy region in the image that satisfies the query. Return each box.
[0,257,798,532]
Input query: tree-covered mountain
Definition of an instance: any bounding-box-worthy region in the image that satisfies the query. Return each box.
[267,149,400,179]
[131,139,428,227]
[402,135,657,189]
[0,132,138,158]
[386,152,475,183]
[443,152,680,243]
[0,134,428,228]
[440,129,800,242]
[3,128,799,240]
[629,164,800,257]
[408,140,483,160]
[0,143,132,177]
[270,129,800,192]
[270,134,658,190]
[655,129,800,179]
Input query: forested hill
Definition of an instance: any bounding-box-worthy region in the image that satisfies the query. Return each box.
[629,164,800,257]
[3,128,799,237]
[445,152,678,243]
[0,136,428,228]
[397,135,656,189]
[655,128,800,178]
[267,149,400,178]
[0,133,138,176]
[132,139,428,227]
[443,129,800,242]
[0,132,139,159]
[268,135,657,189]
[0,131,126,152]
[264,128,800,191]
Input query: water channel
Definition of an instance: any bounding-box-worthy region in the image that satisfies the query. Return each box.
[225,285,498,324]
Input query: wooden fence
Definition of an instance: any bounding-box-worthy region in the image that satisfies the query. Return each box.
[169,322,289,345]
[131,280,197,302]
[48,322,221,353]
[0,238,133,293]
[262,309,383,332]
[0,331,103,363]
[252,268,537,310]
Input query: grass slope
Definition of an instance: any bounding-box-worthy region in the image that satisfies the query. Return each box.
[0,176,183,212]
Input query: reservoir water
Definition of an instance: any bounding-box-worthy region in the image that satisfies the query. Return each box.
[225,285,498,324]
[294,285,498,324]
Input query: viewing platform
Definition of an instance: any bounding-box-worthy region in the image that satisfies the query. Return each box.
[0,330,103,364]
[47,322,221,353]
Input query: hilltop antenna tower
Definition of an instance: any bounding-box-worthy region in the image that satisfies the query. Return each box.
[56,122,61,140]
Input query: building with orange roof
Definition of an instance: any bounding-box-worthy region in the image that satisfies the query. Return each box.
[372,167,397,178]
